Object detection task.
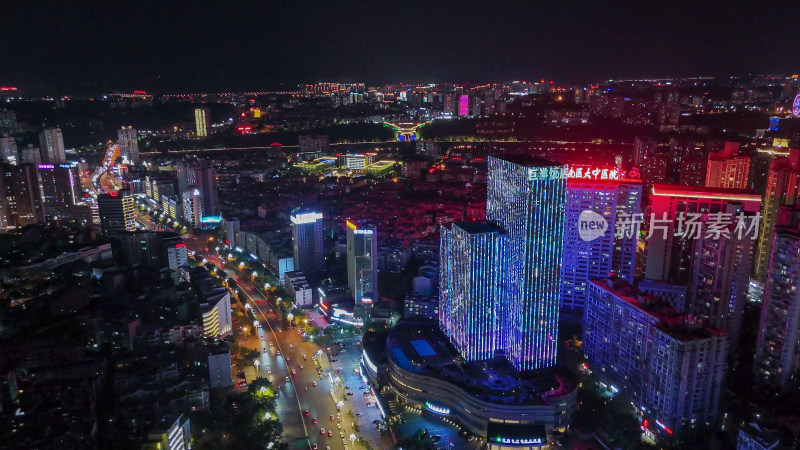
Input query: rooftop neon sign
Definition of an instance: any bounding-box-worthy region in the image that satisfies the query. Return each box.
[291,212,323,225]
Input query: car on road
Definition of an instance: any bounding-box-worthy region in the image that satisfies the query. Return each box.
[276,350,281,355]
[299,364,303,369]
[356,413,362,417]
[269,342,274,347]
[345,386,351,389]
[327,431,332,437]
[330,415,335,421]
[312,381,317,386]
[320,428,326,435]
[260,336,264,340]
[304,410,310,416]
[303,354,307,360]
[346,392,353,396]
[311,444,318,450]
[291,369,296,375]
[312,417,317,423]
[285,376,290,382]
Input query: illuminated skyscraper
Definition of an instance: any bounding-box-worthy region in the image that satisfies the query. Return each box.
[193,160,218,216]
[194,107,211,138]
[21,145,42,165]
[37,163,79,220]
[439,222,508,362]
[583,278,727,437]
[644,185,761,284]
[755,207,800,392]
[705,142,751,189]
[755,149,800,281]
[291,208,324,284]
[346,219,378,305]
[117,126,139,164]
[487,155,567,371]
[97,189,135,235]
[182,186,203,228]
[7,163,45,227]
[38,127,66,163]
[561,174,642,313]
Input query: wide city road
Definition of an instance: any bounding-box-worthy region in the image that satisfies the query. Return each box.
[184,235,391,450]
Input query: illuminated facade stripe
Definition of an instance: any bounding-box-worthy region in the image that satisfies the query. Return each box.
[440,222,508,362]
[486,156,567,371]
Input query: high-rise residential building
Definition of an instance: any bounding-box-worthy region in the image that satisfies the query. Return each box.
[458,95,470,116]
[21,145,42,165]
[755,149,800,281]
[0,134,17,165]
[36,163,79,220]
[706,142,751,189]
[38,127,66,163]
[176,160,197,196]
[3,164,45,227]
[291,208,324,284]
[439,222,508,362]
[194,107,211,137]
[755,207,800,392]
[561,173,642,313]
[193,160,218,216]
[679,154,708,186]
[117,126,139,165]
[182,187,203,228]
[97,189,135,235]
[690,214,757,349]
[736,423,780,450]
[486,155,567,371]
[346,219,378,305]
[644,184,761,284]
[583,278,727,437]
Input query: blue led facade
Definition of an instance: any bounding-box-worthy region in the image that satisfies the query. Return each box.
[440,222,508,362]
[486,155,567,371]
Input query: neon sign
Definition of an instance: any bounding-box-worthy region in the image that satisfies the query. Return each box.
[425,402,450,415]
[528,166,568,181]
[291,212,323,225]
[346,219,358,230]
[354,229,373,235]
[495,437,543,445]
[37,164,55,169]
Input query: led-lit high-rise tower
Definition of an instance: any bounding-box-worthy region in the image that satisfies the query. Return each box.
[291,207,324,285]
[346,219,378,305]
[487,155,567,371]
[440,222,508,362]
[194,107,211,138]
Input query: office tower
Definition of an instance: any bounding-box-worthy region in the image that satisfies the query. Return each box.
[487,155,567,371]
[37,163,79,219]
[176,160,197,196]
[97,189,135,235]
[193,161,218,216]
[346,219,378,305]
[291,208,324,285]
[117,126,139,164]
[38,127,66,163]
[21,145,42,165]
[151,177,176,204]
[755,207,800,392]
[182,187,203,228]
[223,218,240,247]
[690,215,757,349]
[755,149,800,281]
[706,142,751,189]
[583,278,727,437]
[644,184,761,284]
[439,222,508,362]
[0,134,17,165]
[561,174,642,313]
[163,234,189,284]
[194,107,211,137]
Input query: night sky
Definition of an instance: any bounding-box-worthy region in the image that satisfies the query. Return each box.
[2,0,800,94]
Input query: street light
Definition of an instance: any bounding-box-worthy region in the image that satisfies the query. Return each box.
[287,313,294,320]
